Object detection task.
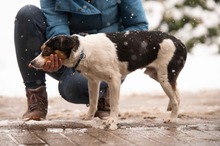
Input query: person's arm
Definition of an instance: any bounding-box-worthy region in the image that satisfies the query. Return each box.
[40,0,70,39]
[119,0,149,31]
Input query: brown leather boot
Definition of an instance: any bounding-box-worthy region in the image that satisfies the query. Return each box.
[22,86,48,121]
[94,89,110,119]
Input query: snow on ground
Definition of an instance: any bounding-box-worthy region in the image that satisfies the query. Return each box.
[0,0,220,98]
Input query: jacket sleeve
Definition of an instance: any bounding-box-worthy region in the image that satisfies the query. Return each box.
[40,0,70,39]
[119,0,149,31]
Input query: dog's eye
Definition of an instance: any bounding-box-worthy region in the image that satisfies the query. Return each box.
[42,47,52,56]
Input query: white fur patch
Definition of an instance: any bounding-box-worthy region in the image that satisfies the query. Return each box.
[72,34,123,82]
[148,39,176,70]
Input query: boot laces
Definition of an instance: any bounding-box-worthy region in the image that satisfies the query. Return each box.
[27,93,47,112]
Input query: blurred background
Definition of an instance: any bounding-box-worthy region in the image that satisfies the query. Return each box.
[0,0,220,98]
[143,0,220,53]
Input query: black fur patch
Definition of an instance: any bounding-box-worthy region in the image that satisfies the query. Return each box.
[106,30,187,86]
[106,30,179,71]
[167,37,187,88]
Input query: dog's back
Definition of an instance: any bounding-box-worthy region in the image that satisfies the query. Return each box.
[106,30,187,72]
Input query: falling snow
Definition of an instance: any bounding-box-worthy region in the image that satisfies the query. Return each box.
[124,41,128,46]
[131,55,137,61]
[0,0,220,97]
[141,41,148,48]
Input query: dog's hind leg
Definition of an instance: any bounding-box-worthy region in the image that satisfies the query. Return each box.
[83,79,100,120]
[167,87,181,111]
[158,72,180,123]
[145,67,180,122]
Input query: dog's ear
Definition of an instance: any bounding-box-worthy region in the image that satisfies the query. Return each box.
[59,35,80,59]
[45,36,62,50]
[58,35,79,52]
[69,35,80,52]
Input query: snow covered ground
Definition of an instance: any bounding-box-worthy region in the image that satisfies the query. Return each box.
[0,0,220,98]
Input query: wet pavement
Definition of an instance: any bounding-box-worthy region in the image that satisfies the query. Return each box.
[0,90,220,145]
[0,120,220,146]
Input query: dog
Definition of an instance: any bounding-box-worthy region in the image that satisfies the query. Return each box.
[30,30,187,129]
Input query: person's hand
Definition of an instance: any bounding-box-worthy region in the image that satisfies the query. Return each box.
[42,54,63,73]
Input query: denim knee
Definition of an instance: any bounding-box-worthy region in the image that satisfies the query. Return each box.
[58,69,108,104]
[58,69,89,104]
[16,5,43,20]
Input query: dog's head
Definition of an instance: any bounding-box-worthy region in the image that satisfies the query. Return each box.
[29,35,79,69]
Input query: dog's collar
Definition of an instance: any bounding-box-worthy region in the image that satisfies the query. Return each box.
[72,50,86,73]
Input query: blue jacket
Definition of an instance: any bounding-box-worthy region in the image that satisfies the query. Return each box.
[40,0,148,39]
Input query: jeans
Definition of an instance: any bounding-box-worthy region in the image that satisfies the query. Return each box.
[14,5,108,104]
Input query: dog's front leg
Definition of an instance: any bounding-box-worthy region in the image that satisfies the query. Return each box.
[83,79,100,120]
[105,78,121,130]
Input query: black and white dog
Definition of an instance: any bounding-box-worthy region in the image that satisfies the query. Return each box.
[30,30,187,129]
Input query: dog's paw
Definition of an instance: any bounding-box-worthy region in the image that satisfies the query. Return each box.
[164,118,177,123]
[105,117,117,125]
[108,123,118,130]
[81,114,93,120]
[104,117,118,130]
